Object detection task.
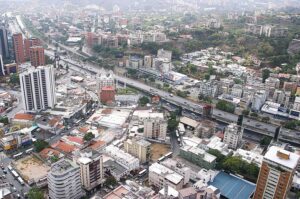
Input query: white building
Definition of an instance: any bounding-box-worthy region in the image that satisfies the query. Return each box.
[105,145,140,171]
[143,115,167,142]
[48,159,83,199]
[198,80,220,98]
[77,149,104,191]
[160,159,191,185]
[251,90,267,111]
[231,84,243,98]
[272,89,291,108]
[149,162,184,190]
[223,123,243,150]
[20,65,56,112]
[157,49,172,61]
[293,96,300,111]
[143,55,152,68]
[0,55,4,76]
[233,149,263,166]
[97,72,114,90]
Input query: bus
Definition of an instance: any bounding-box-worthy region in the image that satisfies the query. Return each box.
[11,170,19,178]
[164,152,173,159]
[13,152,23,159]
[138,169,147,177]
[157,156,165,163]
[25,148,34,154]
[17,177,24,185]
[7,165,12,171]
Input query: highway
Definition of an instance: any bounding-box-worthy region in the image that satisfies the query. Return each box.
[45,49,208,115]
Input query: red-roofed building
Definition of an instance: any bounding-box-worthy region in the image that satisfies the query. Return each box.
[100,86,115,104]
[39,148,64,161]
[51,141,78,154]
[12,113,35,126]
[89,140,106,152]
[61,136,84,148]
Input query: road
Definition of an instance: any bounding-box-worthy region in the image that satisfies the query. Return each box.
[0,152,30,198]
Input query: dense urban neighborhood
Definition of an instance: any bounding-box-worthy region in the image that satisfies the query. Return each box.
[0,0,300,199]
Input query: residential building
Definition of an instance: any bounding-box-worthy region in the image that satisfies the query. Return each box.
[199,80,220,98]
[149,162,184,190]
[272,89,291,108]
[223,123,243,150]
[251,90,267,111]
[265,77,280,89]
[157,49,172,61]
[231,84,243,98]
[4,63,18,75]
[97,72,114,90]
[160,159,191,185]
[293,96,300,111]
[143,55,152,68]
[24,37,41,59]
[124,138,151,163]
[12,33,25,64]
[29,46,45,67]
[100,86,115,104]
[105,145,139,171]
[143,114,167,141]
[48,159,83,199]
[180,146,216,169]
[77,149,104,192]
[0,55,4,76]
[253,146,300,199]
[0,27,9,59]
[20,65,56,111]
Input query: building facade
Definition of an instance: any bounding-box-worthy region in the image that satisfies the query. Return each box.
[29,46,45,67]
[24,37,41,59]
[143,116,167,141]
[124,138,151,163]
[77,149,104,192]
[253,146,300,199]
[223,123,243,150]
[20,65,56,111]
[12,33,25,64]
[0,27,9,59]
[100,86,115,104]
[48,159,83,199]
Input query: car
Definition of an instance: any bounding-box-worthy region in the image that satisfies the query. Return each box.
[2,175,5,179]
[12,187,16,191]
[17,194,21,199]
[3,169,7,174]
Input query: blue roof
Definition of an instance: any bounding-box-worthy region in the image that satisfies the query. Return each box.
[208,171,256,199]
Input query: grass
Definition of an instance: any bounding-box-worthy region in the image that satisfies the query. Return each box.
[117,87,138,95]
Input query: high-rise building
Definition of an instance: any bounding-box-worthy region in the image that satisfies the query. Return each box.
[223,123,243,150]
[0,55,5,76]
[24,37,41,59]
[12,33,25,64]
[98,72,114,90]
[253,146,300,199]
[77,149,104,192]
[0,27,9,59]
[29,46,45,67]
[20,65,56,112]
[124,138,151,163]
[143,114,167,141]
[100,86,115,104]
[48,159,83,199]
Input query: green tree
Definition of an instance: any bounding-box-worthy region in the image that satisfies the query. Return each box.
[242,109,250,116]
[216,100,235,113]
[149,77,155,82]
[261,116,270,123]
[50,155,59,163]
[260,136,272,146]
[168,112,179,133]
[0,116,9,125]
[139,96,150,106]
[105,176,117,187]
[9,73,20,85]
[83,132,95,141]
[33,140,49,152]
[28,187,44,199]
[262,69,270,83]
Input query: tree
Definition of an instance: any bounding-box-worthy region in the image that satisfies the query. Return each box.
[33,140,49,152]
[28,187,44,199]
[149,77,155,82]
[105,176,117,187]
[242,109,250,116]
[139,96,150,106]
[50,155,59,163]
[261,116,270,123]
[250,112,258,117]
[262,69,270,83]
[168,112,179,133]
[216,100,235,113]
[9,73,20,85]
[83,132,95,141]
[260,136,272,146]
[0,116,9,125]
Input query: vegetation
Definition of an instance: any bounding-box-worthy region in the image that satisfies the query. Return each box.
[50,155,59,163]
[139,96,150,106]
[262,69,270,83]
[168,112,179,133]
[283,120,300,130]
[0,116,9,125]
[207,149,259,182]
[176,90,189,98]
[93,45,124,58]
[242,109,250,116]
[105,176,117,187]
[83,132,95,141]
[260,136,272,147]
[216,100,235,113]
[9,73,20,85]
[28,187,44,199]
[33,140,49,152]
[141,42,182,60]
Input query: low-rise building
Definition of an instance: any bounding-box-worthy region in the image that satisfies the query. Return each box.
[180,146,216,169]
[160,159,191,185]
[223,123,243,150]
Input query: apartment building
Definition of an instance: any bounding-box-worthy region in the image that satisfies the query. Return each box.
[124,138,151,163]
[223,123,243,150]
[29,46,45,67]
[143,115,167,142]
[12,33,25,64]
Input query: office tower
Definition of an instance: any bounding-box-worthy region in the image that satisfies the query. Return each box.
[0,27,9,59]
[124,138,151,163]
[12,33,25,64]
[223,123,243,150]
[29,46,45,67]
[24,37,41,59]
[77,149,104,191]
[253,146,300,199]
[48,159,83,199]
[0,55,5,76]
[20,65,56,111]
